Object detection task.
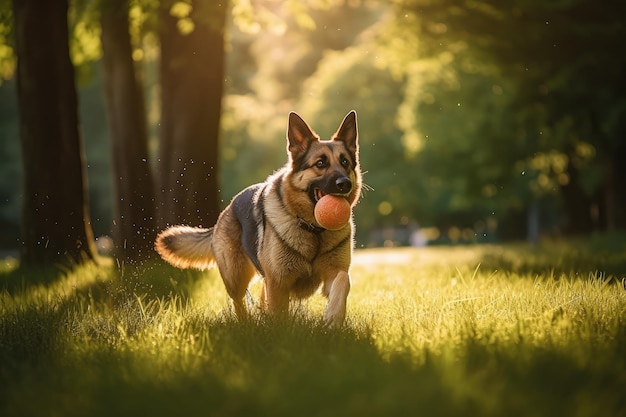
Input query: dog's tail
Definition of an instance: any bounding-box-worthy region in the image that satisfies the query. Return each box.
[155,226,216,270]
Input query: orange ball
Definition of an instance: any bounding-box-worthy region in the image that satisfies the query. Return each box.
[314,195,351,230]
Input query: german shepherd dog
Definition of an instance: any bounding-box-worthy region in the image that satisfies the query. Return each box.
[155,111,361,326]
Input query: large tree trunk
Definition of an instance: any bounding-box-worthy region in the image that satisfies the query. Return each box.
[157,0,227,228]
[12,0,97,266]
[101,0,157,264]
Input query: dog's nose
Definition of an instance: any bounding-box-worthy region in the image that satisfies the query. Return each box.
[336,177,352,193]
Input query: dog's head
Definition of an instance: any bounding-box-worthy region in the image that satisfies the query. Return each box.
[286,111,361,209]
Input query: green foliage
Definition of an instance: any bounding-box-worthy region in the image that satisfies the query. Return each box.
[219,95,287,203]
[0,0,14,83]
[1,239,626,416]
[68,0,102,83]
[391,0,626,231]
[2,0,624,254]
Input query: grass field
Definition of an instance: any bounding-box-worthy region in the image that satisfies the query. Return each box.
[1,236,625,416]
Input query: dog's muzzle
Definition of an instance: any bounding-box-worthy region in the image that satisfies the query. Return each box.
[309,174,353,204]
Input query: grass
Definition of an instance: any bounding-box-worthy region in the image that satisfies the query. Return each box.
[1,237,625,416]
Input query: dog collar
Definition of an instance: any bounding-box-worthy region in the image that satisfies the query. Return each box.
[297,217,326,234]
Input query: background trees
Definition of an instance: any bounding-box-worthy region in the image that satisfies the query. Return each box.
[1,0,624,264]
[392,0,626,235]
[4,0,229,266]
[11,0,97,265]
[157,0,227,229]
[101,0,156,263]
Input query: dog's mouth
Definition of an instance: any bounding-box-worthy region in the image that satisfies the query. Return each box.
[308,187,325,205]
[309,187,349,205]
[308,187,331,205]
[314,188,325,202]
[308,176,353,206]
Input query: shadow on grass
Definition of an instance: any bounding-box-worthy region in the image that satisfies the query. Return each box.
[0,255,488,416]
[0,256,208,303]
[0,258,207,371]
[3,309,625,417]
[2,243,626,416]
[0,308,479,417]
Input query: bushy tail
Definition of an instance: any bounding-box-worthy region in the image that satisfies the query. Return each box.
[155,226,216,270]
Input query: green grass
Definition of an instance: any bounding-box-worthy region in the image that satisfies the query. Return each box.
[1,237,626,416]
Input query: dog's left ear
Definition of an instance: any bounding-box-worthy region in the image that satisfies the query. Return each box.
[333,110,359,165]
[287,112,318,162]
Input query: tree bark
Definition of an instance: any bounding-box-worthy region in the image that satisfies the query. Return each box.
[12,0,97,266]
[561,161,595,235]
[157,0,227,228]
[101,0,157,264]
[526,199,540,244]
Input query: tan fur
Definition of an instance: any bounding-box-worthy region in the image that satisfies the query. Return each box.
[154,226,216,270]
[154,111,362,327]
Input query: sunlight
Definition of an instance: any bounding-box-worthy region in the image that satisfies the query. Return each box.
[0,257,114,310]
[2,240,626,415]
[170,1,195,34]
[2,0,626,412]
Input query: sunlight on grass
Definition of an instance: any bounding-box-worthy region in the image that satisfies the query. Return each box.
[1,240,625,416]
[350,246,625,360]
[0,257,115,309]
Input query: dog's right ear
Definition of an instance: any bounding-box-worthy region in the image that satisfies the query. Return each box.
[287,112,318,162]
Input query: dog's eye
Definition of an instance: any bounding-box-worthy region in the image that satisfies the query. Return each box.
[341,158,350,168]
[315,159,326,168]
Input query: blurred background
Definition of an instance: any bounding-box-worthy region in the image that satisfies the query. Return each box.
[1,0,625,256]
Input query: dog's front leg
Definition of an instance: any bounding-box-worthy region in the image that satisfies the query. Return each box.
[264,278,290,316]
[323,270,351,327]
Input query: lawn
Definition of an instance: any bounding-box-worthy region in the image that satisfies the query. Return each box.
[1,236,625,416]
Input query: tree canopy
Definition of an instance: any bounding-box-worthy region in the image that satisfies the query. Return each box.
[390,0,626,235]
[0,0,624,258]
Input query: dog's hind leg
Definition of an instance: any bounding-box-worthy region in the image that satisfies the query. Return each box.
[212,211,258,320]
[322,270,351,327]
[216,248,256,319]
[215,249,257,320]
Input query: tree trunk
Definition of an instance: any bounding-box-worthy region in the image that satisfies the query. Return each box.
[157,0,227,228]
[101,0,157,264]
[606,140,626,230]
[12,0,97,266]
[561,160,594,235]
[526,199,540,244]
[602,160,615,232]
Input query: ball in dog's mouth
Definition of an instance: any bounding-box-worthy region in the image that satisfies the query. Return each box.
[314,194,351,230]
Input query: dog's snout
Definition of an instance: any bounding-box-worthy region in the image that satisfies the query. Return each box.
[336,177,352,193]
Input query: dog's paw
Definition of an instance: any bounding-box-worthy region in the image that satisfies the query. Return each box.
[323,311,346,328]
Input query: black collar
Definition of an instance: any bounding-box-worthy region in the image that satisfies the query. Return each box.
[297,217,326,234]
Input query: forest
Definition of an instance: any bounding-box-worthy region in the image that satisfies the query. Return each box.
[1,0,625,266]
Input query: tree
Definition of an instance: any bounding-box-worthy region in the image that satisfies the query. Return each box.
[12,0,97,265]
[101,0,156,263]
[157,0,228,228]
[394,0,626,233]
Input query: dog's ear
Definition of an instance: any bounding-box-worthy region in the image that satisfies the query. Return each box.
[333,110,359,165]
[287,112,318,162]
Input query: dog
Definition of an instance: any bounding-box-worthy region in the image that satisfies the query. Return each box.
[155,111,362,326]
